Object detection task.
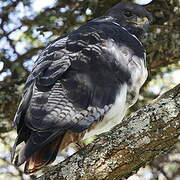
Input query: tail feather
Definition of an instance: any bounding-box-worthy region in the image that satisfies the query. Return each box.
[24,137,62,174]
[11,125,31,164]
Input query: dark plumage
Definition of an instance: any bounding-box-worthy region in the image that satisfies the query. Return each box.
[12,2,152,174]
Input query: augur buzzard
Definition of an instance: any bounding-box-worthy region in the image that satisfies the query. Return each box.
[11,2,152,174]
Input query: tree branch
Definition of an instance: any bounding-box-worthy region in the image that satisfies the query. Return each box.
[37,84,180,180]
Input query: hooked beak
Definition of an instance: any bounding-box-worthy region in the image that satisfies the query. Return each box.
[129,17,150,31]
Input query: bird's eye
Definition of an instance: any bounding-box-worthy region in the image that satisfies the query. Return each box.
[124,11,133,17]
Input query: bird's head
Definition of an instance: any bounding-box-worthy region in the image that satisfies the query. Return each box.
[105,2,152,39]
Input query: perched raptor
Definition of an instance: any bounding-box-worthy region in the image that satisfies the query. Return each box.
[12,2,152,174]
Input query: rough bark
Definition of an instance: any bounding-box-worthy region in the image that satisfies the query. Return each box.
[37,84,180,180]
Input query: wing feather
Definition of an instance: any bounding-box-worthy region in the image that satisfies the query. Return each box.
[12,21,145,169]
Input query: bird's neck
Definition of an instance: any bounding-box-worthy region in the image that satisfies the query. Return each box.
[122,24,145,39]
[92,16,145,40]
[111,17,145,40]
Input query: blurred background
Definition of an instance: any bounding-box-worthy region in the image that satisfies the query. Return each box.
[0,0,179,179]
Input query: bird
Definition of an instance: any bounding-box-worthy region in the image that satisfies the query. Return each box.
[11,2,152,174]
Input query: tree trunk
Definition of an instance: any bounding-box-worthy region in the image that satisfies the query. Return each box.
[37,83,180,180]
